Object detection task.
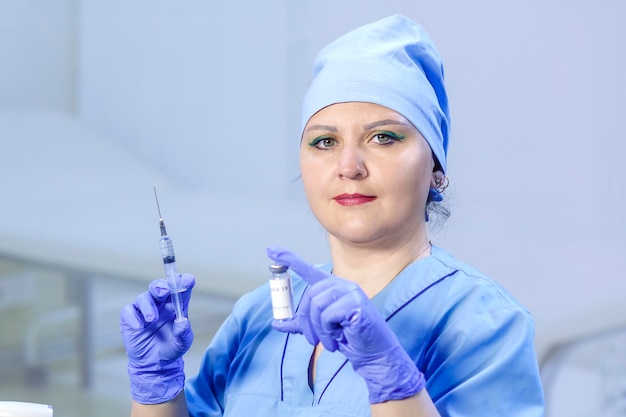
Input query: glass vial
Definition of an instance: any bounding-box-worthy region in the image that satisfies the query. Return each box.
[269,263,294,320]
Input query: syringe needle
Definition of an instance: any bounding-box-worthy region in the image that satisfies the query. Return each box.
[154,187,167,236]
[154,187,163,220]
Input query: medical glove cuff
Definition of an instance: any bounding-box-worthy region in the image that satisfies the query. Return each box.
[128,358,185,405]
[352,344,426,404]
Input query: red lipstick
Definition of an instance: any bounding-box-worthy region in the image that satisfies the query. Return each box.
[334,193,377,206]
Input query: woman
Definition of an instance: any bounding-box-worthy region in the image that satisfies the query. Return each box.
[121,15,545,416]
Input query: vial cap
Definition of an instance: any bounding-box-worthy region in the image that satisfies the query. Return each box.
[269,263,288,273]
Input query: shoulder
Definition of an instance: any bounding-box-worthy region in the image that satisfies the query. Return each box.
[415,248,544,413]
[379,245,532,327]
[428,245,531,316]
[225,284,273,337]
[384,245,536,360]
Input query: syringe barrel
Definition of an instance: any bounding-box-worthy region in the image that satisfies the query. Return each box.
[159,235,185,321]
[160,236,182,292]
[163,259,183,292]
[160,236,175,262]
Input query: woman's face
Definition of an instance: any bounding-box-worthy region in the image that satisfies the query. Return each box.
[300,102,436,248]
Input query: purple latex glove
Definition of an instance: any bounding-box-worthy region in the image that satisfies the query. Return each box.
[120,274,195,404]
[267,247,425,404]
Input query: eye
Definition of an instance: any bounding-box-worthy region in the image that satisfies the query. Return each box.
[370,131,405,145]
[309,136,337,150]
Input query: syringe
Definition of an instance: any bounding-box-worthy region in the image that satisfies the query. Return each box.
[154,187,186,322]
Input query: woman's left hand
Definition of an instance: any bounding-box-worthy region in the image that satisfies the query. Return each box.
[266,246,425,404]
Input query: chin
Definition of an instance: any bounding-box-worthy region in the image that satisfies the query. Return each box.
[327,227,385,246]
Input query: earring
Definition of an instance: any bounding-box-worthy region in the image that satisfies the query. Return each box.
[434,175,449,193]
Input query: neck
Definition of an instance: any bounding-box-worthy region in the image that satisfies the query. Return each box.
[328,234,431,298]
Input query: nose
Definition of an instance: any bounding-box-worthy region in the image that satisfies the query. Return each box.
[337,145,367,179]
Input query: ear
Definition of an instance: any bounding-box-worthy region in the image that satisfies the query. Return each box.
[431,170,449,192]
[430,170,445,188]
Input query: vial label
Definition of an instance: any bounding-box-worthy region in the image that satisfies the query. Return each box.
[269,276,294,320]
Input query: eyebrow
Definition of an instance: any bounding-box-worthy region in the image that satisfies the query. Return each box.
[304,119,410,134]
[363,119,411,130]
[304,124,338,133]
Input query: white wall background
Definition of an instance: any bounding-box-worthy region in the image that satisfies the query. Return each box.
[1,0,625,376]
[0,0,75,111]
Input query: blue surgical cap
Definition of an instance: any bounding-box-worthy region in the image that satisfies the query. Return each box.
[301,14,450,173]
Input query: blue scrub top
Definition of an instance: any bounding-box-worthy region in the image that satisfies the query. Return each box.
[185,246,545,416]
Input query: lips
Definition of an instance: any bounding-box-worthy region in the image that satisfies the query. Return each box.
[333,193,377,206]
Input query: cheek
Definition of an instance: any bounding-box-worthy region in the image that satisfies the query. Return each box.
[385,155,433,201]
[300,152,323,199]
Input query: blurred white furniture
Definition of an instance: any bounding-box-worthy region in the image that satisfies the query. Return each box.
[0,401,53,417]
[541,324,626,417]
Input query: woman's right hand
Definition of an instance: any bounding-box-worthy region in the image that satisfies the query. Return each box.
[120,274,195,405]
